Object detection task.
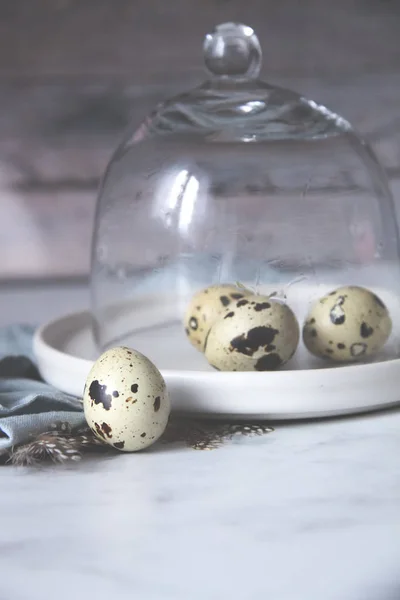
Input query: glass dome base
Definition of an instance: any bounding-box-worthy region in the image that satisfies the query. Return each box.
[97,279,400,371]
[34,299,400,420]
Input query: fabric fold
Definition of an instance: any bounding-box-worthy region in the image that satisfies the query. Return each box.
[0,324,86,450]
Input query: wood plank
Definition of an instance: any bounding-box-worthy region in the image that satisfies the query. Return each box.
[0,0,399,78]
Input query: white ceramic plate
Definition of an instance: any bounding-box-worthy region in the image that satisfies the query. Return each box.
[33,302,400,420]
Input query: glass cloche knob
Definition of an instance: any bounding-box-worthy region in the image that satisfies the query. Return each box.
[203,22,262,79]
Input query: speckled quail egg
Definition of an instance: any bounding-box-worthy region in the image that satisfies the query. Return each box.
[302,286,392,362]
[184,283,252,352]
[204,294,300,371]
[83,346,170,452]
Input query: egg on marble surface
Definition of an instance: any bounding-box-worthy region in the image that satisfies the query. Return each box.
[302,286,392,362]
[204,294,300,371]
[184,283,252,352]
[83,346,170,451]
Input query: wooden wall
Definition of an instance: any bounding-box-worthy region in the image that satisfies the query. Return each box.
[0,0,399,279]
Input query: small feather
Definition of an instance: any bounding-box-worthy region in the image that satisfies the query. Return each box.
[6,417,274,465]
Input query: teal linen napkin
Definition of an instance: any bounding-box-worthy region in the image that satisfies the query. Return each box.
[0,325,86,450]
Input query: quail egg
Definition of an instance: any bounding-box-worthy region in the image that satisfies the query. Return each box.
[184,283,252,352]
[204,294,300,371]
[83,346,170,451]
[303,286,392,362]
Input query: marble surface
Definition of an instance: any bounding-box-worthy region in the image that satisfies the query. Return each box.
[1,282,400,599]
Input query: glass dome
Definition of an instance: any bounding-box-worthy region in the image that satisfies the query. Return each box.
[90,22,400,372]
